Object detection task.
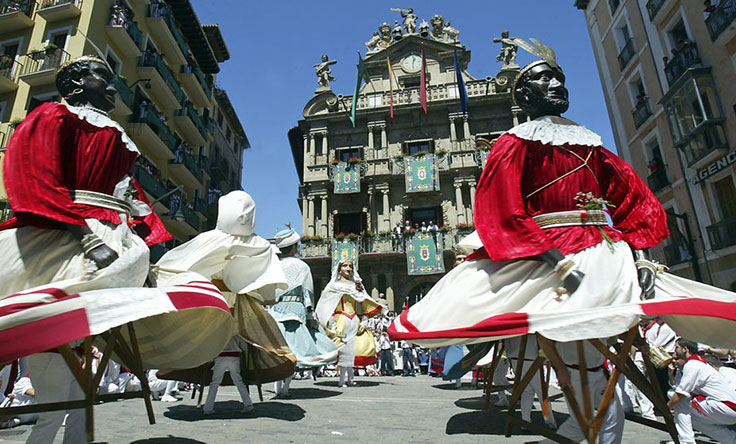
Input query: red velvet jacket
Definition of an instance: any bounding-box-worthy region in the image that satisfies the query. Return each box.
[473,131,669,261]
[1,102,171,245]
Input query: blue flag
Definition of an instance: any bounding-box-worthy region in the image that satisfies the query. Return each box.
[453,43,468,115]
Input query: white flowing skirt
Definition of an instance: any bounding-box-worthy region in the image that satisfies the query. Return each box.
[0,219,233,368]
[390,240,736,348]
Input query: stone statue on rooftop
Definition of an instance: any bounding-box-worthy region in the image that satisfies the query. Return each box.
[417,19,430,37]
[366,31,382,52]
[429,15,445,41]
[315,54,336,89]
[443,21,459,42]
[392,20,403,41]
[390,7,417,34]
[493,30,519,67]
[378,22,392,48]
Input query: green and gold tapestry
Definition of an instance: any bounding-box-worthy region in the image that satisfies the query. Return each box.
[333,162,360,194]
[331,239,359,271]
[404,154,439,193]
[406,232,445,275]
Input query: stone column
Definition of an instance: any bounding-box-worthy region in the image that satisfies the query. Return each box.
[463,115,470,142]
[321,132,328,156]
[454,182,465,224]
[382,189,390,230]
[309,133,316,155]
[385,272,395,312]
[307,196,315,236]
[449,118,457,142]
[368,126,374,149]
[380,125,387,148]
[320,195,328,237]
[301,196,308,235]
[303,135,310,166]
[367,188,375,232]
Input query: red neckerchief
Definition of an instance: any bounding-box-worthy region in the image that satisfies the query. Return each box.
[641,320,656,337]
[687,354,707,365]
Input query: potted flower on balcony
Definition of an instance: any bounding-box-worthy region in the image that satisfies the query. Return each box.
[456,223,474,231]
[43,43,59,56]
[403,227,417,235]
[346,156,362,165]
[330,158,341,166]
[435,148,447,157]
[346,232,360,240]
[438,225,451,233]
[412,150,429,158]
[334,232,346,240]
[378,230,392,237]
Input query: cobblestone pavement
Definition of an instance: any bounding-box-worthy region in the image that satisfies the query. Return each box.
[0,374,717,443]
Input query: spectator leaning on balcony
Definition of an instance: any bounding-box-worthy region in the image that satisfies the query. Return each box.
[704,0,716,18]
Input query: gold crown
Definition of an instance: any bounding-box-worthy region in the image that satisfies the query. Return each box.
[511,38,563,105]
[56,55,109,74]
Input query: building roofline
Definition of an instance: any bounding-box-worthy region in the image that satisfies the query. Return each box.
[202,24,230,62]
[214,88,249,148]
[167,0,221,73]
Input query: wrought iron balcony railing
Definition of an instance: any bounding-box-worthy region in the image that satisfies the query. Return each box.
[705,0,736,42]
[707,216,736,250]
[664,41,701,86]
[617,38,636,70]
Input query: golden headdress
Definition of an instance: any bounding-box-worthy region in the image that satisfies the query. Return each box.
[56,55,109,75]
[511,38,562,105]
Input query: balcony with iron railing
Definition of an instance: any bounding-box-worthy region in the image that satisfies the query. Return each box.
[705,0,736,43]
[169,148,203,188]
[138,50,183,110]
[198,154,210,176]
[180,203,199,232]
[173,102,206,147]
[112,75,133,115]
[0,55,20,93]
[105,6,142,57]
[680,123,728,167]
[300,228,475,259]
[129,103,176,160]
[0,0,35,33]
[133,163,168,206]
[646,167,669,193]
[146,2,187,66]
[665,41,701,87]
[707,216,736,250]
[632,99,653,129]
[18,47,70,86]
[617,38,636,70]
[36,0,81,22]
[179,64,211,108]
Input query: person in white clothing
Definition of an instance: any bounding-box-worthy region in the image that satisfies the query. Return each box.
[203,334,253,415]
[668,338,736,444]
[147,370,178,402]
[504,335,557,428]
[705,355,736,390]
[540,341,623,444]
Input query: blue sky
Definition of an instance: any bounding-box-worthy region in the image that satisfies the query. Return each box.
[191,0,614,237]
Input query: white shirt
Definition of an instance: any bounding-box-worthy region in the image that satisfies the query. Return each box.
[649,322,677,353]
[379,335,392,351]
[719,366,736,391]
[10,377,35,407]
[676,357,736,402]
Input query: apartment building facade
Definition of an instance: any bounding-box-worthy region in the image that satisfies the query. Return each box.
[574,0,736,290]
[0,0,247,256]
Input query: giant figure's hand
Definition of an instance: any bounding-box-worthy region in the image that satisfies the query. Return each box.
[86,244,119,269]
[637,267,655,299]
[563,269,585,295]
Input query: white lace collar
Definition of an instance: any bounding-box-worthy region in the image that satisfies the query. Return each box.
[64,104,140,154]
[507,118,602,147]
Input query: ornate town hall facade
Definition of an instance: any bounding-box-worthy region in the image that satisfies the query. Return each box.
[289,13,523,311]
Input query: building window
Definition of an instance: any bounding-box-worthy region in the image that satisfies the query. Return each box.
[217,109,224,128]
[334,212,366,235]
[28,93,60,113]
[335,147,362,162]
[367,93,382,107]
[645,138,668,192]
[713,176,736,220]
[630,77,652,128]
[226,126,232,143]
[404,139,434,155]
[663,72,726,165]
[615,23,636,70]
[407,207,442,229]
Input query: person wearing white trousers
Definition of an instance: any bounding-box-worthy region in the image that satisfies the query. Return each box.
[203,335,253,414]
[505,335,557,427]
[26,352,85,444]
[541,341,624,444]
[147,370,178,402]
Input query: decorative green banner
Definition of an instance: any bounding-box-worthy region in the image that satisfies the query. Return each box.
[331,239,359,271]
[333,162,360,194]
[404,154,439,193]
[406,232,445,275]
